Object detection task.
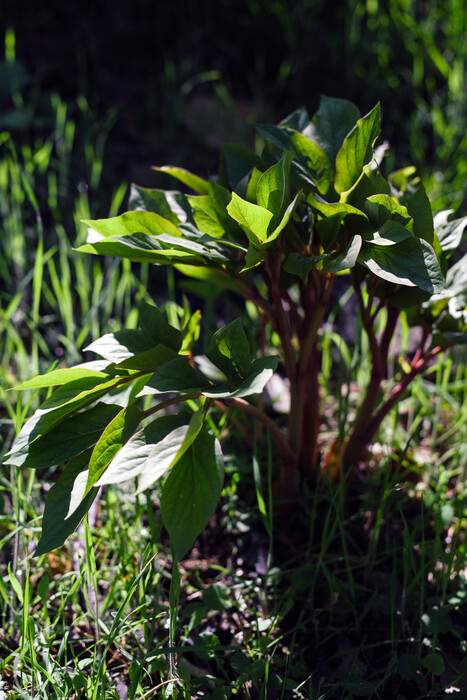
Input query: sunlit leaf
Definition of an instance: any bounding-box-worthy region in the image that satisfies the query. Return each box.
[85,404,142,494]
[335,103,381,194]
[153,166,210,194]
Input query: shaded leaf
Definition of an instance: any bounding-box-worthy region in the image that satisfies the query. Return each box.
[128,184,180,223]
[202,356,278,399]
[421,652,445,676]
[206,319,250,382]
[284,252,325,281]
[161,430,224,558]
[406,185,434,243]
[241,245,267,271]
[306,95,360,162]
[359,238,445,292]
[222,143,265,187]
[6,375,129,464]
[322,235,362,273]
[34,452,98,556]
[279,106,310,131]
[114,345,178,372]
[289,131,334,196]
[436,213,467,253]
[139,302,182,352]
[146,358,208,393]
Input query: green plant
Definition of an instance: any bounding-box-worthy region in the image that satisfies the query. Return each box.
[5,96,467,558]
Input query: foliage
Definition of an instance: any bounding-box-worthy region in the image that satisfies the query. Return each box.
[6,96,467,563]
[4,1,466,213]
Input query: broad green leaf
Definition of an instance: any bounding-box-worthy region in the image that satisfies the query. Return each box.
[335,103,381,194]
[421,652,445,676]
[188,194,225,238]
[283,252,325,282]
[137,408,205,493]
[95,414,188,486]
[290,132,334,196]
[305,96,360,162]
[264,193,301,245]
[161,430,224,558]
[34,452,98,556]
[222,143,265,187]
[445,252,467,293]
[85,404,142,494]
[241,246,267,272]
[136,425,191,493]
[389,166,418,192]
[398,653,420,681]
[14,367,109,391]
[254,123,293,153]
[85,330,149,362]
[83,211,181,240]
[359,238,446,293]
[77,233,205,265]
[154,232,231,264]
[342,169,391,208]
[421,606,453,634]
[322,235,362,273]
[139,302,182,352]
[382,285,431,309]
[128,186,196,227]
[368,220,413,246]
[365,194,412,229]
[308,197,370,249]
[246,167,264,203]
[227,192,273,244]
[279,106,310,131]
[406,185,433,243]
[436,213,467,253]
[128,184,180,223]
[431,330,467,347]
[6,375,129,463]
[146,358,208,393]
[153,166,210,195]
[5,403,120,469]
[256,152,293,219]
[315,214,346,250]
[308,198,368,221]
[206,319,250,382]
[175,264,244,294]
[202,356,278,399]
[114,344,178,372]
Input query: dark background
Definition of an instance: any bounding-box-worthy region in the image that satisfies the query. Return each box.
[1,0,465,210]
